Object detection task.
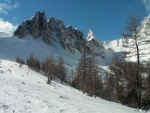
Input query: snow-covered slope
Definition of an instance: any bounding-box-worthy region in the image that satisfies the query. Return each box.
[0,60,148,113]
[0,35,81,73]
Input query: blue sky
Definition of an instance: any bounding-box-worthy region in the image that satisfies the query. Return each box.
[0,0,149,41]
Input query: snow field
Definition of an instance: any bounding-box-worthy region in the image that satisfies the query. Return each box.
[0,60,149,113]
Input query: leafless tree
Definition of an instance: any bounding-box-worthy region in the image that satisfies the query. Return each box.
[121,15,150,107]
[57,55,66,84]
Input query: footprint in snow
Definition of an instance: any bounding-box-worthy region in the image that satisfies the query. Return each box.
[7,69,12,73]
[21,82,26,84]
[60,109,65,113]
[0,70,4,73]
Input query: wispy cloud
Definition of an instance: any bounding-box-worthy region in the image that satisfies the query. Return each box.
[0,2,19,14]
[0,18,18,34]
[142,0,150,12]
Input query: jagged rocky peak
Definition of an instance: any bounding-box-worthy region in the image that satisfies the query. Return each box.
[34,11,46,20]
[14,11,86,53]
[86,29,100,44]
[86,29,105,58]
[14,11,53,44]
[87,29,96,41]
[14,11,106,59]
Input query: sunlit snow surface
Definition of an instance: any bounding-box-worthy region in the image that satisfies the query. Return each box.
[0,60,148,113]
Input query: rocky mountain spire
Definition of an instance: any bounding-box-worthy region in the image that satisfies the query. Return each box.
[86,29,105,58]
[87,29,96,41]
[14,11,53,44]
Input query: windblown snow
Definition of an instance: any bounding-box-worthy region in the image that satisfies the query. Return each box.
[0,60,148,113]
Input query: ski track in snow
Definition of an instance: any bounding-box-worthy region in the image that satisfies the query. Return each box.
[0,60,149,113]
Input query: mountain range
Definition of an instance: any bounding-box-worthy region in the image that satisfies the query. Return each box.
[1,11,150,68]
[14,11,106,60]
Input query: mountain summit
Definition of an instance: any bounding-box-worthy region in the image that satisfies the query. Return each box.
[86,29,105,58]
[14,11,53,44]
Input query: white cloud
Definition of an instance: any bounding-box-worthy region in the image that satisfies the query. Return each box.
[0,2,19,14]
[142,0,150,12]
[0,18,18,34]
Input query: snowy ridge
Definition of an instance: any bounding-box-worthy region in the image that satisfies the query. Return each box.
[103,38,124,52]
[0,60,148,113]
[0,32,11,37]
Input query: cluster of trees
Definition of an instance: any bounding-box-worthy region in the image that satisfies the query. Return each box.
[41,55,67,84]
[70,40,104,98]
[72,55,103,97]
[107,56,150,109]
[16,54,67,84]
